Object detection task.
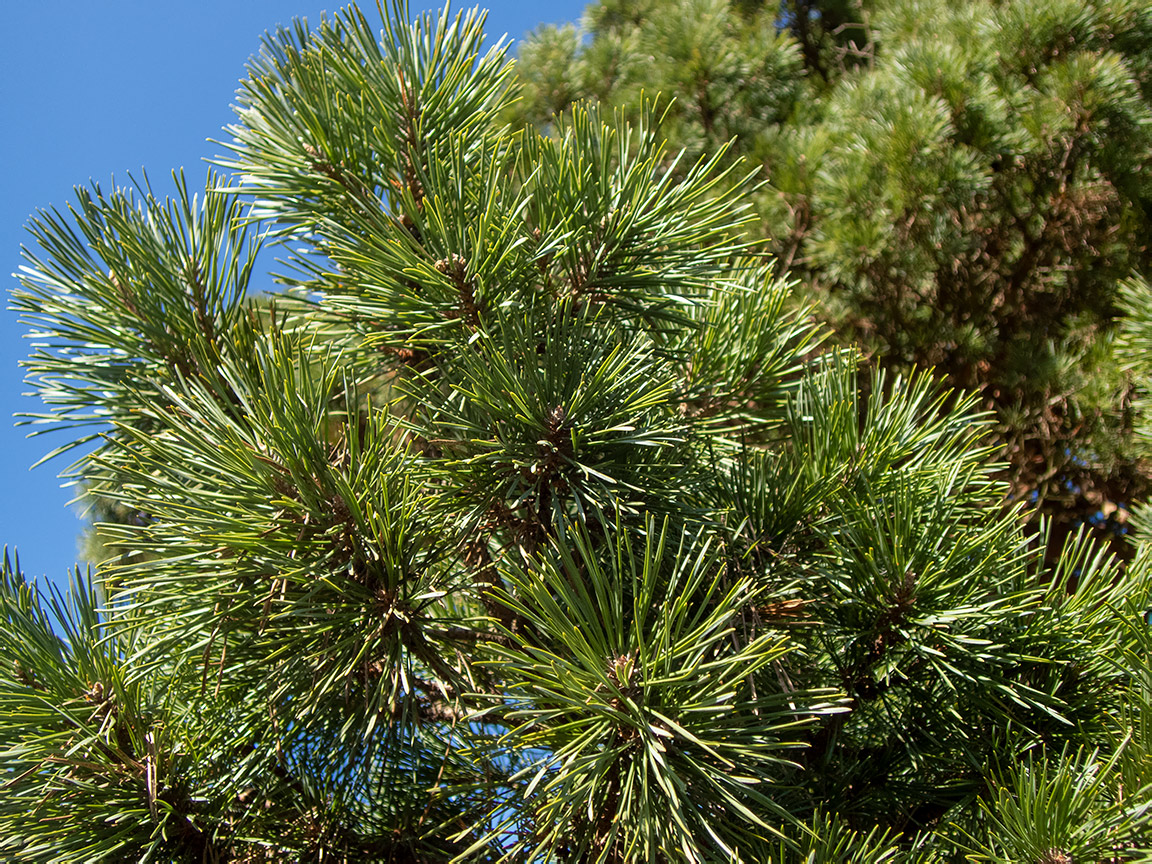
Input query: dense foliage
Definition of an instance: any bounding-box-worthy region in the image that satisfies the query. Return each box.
[5,2,1152,861]
[514,0,1152,536]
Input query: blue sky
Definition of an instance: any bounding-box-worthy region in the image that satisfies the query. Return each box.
[1,1,585,585]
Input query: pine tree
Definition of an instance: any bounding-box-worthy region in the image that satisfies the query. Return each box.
[5,3,1152,860]
[514,0,1152,544]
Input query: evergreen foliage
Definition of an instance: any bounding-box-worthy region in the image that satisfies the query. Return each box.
[5,2,1152,860]
[513,0,1152,538]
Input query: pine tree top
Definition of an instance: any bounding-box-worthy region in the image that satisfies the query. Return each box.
[4,2,1152,860]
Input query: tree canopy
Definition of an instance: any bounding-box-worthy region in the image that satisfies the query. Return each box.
[5,2,1152,861]
[514,0,1152,541]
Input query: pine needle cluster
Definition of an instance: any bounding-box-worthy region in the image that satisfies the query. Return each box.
[5,3,1152,860]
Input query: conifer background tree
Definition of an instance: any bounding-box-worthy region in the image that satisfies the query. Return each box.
[4,2,1152,861]
[513,0,1152,547]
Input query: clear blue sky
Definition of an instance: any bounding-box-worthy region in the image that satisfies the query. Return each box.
[1,1,585,585]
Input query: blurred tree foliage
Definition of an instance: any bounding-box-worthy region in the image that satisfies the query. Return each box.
[513,0,1152,543]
